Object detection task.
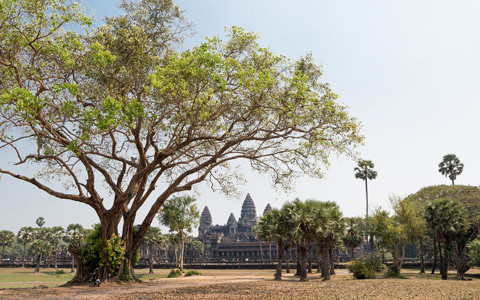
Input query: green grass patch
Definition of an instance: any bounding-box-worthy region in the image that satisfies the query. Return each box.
[185,270,202,276]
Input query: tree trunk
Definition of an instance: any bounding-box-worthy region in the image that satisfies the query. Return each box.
[432,236,437,274]
[285,247,291,273]
[179,235,185,270]
[441,243,449,280]
[365,177,369,253]
[322,245,330,281]
[149,245,154,274]
[350,247,355,260]
[455,242,469,280]
[307,244,312,273]
[419,238,425,273]
[260,242,263,263]
[22,243,26,268]
[438,241,444,277]
[54,241,58,269]
[1,245,5,259]
[295,243,301,276]
[329,248,335,275]
[35,254,40,273]
[269,242,272,262]
[71,254,75,273]
[299,244,308,281]
[399,242,407,272]
[274,242,283,281]
[66,244,89,283]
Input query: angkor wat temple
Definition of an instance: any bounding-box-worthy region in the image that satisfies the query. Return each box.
[197,193,279,262]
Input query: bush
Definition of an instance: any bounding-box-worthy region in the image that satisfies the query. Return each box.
[348,260,375,279]
[364,254,385,272]
[385,265,404,278]
[55,269,66,275]
[185,270,202,276]
[168,269,183,278]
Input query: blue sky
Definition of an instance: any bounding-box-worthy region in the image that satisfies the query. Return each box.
[2,0,480,233]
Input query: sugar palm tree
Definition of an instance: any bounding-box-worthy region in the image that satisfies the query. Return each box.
[36,217,45,228]
[144,227,164,274]
[64,224,86,272]
[342,217,364,260]
[425,198,467,280]
[17,227,34,267]
[256,208,289,280]
[0,230,15,259]
[354,159,377,251]
[438,154,464,185]
[50,226,64,268]
[313,201,345,281]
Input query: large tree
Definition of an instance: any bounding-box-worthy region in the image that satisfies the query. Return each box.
[0,0,362,281]
[354,160,377,252]
[438,154,464,185]
[158,195,199,270]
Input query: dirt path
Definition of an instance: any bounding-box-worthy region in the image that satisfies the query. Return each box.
[0,274,272,300]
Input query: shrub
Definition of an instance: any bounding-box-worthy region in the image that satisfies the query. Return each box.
[185,270,202,276]
[168,268,183,278]
[55,269,66,275]
[385,265,405,278]
[364,254,385,272]
[348,260,375,279]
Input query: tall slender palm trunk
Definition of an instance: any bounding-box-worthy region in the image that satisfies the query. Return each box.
[432,236,437,274]
[364,178,369,253]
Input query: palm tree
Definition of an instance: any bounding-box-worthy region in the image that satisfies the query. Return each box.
[283,199,316,282]
[64,224,86,272]
[50,226,64,268]
[0,230,15,259]
[17,227,34,267]
[36,217,45,228]
[425,198,467,280]
[313,201,345,281]
[354,159,377,252]
[342,217,364,260]
[438,154,464,185]
[144,227,164,274]
[256,208,289,280]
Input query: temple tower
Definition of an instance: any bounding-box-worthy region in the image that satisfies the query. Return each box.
[227,212,237,225]
[263,203,272,215]
[239,193,256,223]
[198,206,212,234]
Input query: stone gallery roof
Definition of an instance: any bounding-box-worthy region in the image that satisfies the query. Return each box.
[239,193,257,222]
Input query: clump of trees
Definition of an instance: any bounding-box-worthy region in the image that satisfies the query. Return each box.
[0,0,362,283]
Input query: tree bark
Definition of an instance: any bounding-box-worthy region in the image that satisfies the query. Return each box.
[365,177,369,253]
[329,248,335,275]
[22,243,26,268]
[274,242,283,281]
[419,238,425,273]
[350,247,355,260]
[322,245,330,281]
[295,243,301,276]
[71,255,75,273]
[438,240,444,278]
[149,245,154,274]
[299,244,308,281]
[35,254,40,273]
[66,244,89,284]
[54,241,58,269]
[455,242,469,280]
[285,247,290,273]
[441,243,449,280]
[432,236,437,274]
[307,244,312,273]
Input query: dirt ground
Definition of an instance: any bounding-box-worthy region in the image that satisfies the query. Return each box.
[1,269,479,300]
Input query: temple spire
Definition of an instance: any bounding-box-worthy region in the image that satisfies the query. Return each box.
[239,193,256,222]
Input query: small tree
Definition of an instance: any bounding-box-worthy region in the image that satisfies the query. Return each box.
[36,217,45,228]
[158,196,200,270]
[354,160,377,252]
[342,217,364,260]
[0,230,15,259]
[191,240,205,263]
[50,226,65,268]
[144,227,165,274]
[438,154,464,185]
[17,227,35,267]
